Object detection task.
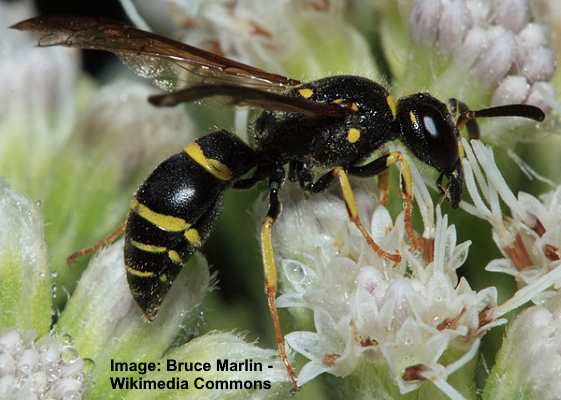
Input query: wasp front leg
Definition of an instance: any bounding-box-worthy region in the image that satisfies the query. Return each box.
[259,166,299,391]
[332,167,401,263]
[348,152,431,259]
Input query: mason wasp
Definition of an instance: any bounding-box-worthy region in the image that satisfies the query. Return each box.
[11,15,545,390]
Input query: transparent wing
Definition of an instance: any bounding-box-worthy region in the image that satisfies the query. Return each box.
[11,15,300,93]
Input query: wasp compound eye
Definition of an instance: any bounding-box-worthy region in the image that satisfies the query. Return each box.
[397,93,459,174]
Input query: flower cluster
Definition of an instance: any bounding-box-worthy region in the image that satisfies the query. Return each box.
[0,330,85,400]
[409,0,557,113]
[461,139,561,299]
[271,138,561,398]
[272,170,496,398]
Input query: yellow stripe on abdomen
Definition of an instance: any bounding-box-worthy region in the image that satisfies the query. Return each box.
[130,199,189,232]
[184,143,233,181]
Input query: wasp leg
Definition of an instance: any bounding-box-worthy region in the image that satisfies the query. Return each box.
[332,167,401,263]
[348,152,427,256]
[260,166,299,391]
[66,221,127,266]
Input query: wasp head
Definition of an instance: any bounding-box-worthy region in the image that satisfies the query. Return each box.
[396,93,463,208]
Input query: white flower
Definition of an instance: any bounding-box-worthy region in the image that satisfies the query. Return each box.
[0,330,85,400]
[274,178,496,398]
[461,139,561,298]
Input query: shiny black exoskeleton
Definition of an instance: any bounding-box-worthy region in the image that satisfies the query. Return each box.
[13,16,545,389]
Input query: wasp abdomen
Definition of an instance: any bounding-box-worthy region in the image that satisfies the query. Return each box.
[124,130,256,319]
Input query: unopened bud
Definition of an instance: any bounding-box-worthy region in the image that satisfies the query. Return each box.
[520,47,555,83]
[466,0,491,26]
[457,26,488,67]
[473,26,515,87]
[492,75,530,106]
[438,0,472,53]
[456,26,488,68]
[492,0,530,33]
[410,0,442,46]
[525,81,557,113]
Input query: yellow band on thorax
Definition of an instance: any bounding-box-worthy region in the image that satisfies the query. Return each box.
[185,143,233,181]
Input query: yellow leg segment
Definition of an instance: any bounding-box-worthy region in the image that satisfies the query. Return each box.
[260,216,299,391]
[384,152,428,256]
[67,221,127,266]
[333,167,401,263]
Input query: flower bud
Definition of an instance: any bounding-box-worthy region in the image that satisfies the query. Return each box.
[525,81,557,113]
[466,0,491,26]
[0,181,51,335]
[473,26,516,87]
[410,0,442,47]
[519,46,555,82]
[484,303,561,400]
[492,0,530,33]
[492,75,530,106]
[438,0,472,54]
[457,26,488,68]
[515,23,548,66]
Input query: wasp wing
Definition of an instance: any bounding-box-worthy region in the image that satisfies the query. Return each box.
[11,15,300,93]
[148,85,351,118]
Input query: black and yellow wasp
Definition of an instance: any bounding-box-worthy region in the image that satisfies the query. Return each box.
[12,15,544,389]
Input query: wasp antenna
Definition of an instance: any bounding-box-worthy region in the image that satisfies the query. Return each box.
[472,104,545,122]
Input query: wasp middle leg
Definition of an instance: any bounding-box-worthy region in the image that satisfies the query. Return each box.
[259,165,299,390]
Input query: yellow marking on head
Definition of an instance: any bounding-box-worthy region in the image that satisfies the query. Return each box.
[127,267,155,278]
[159,274,168,283]
[185,228,202,247]
[409,111,418,126]
[347,128,361,144]
[332,98,344,104]
[184,143,233,181]
[130,199,189,232]
[386,95,397,120]
[168,250,182,264]
[298,88,314,99]
[131,240,167,254]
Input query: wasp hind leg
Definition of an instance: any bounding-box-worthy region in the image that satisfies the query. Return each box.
[66,221,127,266]
[259,166,299,391]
